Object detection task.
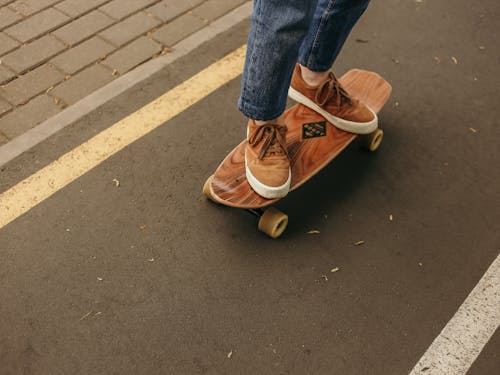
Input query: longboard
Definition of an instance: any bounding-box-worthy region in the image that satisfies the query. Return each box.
[203,69,392,238]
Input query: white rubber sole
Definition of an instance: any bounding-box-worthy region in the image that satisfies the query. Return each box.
[245,153,291,199]
[288,86,378,134]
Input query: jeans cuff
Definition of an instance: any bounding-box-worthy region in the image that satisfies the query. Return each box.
[238,96,286,121]
[297,57,332,73]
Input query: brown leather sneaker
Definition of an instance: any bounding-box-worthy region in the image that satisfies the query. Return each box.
[289,64,378,134]
[245,120,291,199]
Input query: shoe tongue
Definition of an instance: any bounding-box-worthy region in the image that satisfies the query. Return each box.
[267,142,284,156]
[260,125,285,157]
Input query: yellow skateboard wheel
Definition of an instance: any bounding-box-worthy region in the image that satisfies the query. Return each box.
[359,128,384,152]
[258,207,288,239]
[202,175,214,200]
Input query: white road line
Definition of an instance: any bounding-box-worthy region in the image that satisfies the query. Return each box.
[409,253,500,374]
[0,1,252,168]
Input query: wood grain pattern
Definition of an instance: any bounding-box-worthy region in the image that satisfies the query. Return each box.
[209,69,392,208]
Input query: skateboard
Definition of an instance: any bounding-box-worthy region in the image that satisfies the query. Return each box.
[203,69,392,238]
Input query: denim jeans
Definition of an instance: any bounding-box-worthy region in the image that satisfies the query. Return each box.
[238,0,371,120]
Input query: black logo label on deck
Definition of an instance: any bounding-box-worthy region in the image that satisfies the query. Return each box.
[302,121,327,139]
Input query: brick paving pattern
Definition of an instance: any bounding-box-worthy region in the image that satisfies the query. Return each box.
[0,0,247,145]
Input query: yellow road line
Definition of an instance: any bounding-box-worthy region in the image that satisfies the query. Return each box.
[0,45,246,230]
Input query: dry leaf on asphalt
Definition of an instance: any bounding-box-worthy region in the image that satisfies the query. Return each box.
[79,311,92,321]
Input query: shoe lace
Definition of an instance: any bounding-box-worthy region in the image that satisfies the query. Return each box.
[248,124,288,160]
[315,72,353,110]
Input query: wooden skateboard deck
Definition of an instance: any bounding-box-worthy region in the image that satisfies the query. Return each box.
[205,69,392,210]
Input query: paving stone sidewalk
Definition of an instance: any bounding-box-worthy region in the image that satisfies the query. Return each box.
[0,0,247,146]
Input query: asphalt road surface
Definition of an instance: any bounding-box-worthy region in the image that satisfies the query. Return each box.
[0,1,498,374]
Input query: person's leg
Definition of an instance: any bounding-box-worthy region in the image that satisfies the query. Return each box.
[239,0,318,199]
[289,0,377,134]
[298,0,371,76]
[238,0,318,122]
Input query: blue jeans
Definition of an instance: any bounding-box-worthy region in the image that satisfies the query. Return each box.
[238,0,371,120]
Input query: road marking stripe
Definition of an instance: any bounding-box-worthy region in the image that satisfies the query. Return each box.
[0,45,246,230]
[409,253,500,374]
